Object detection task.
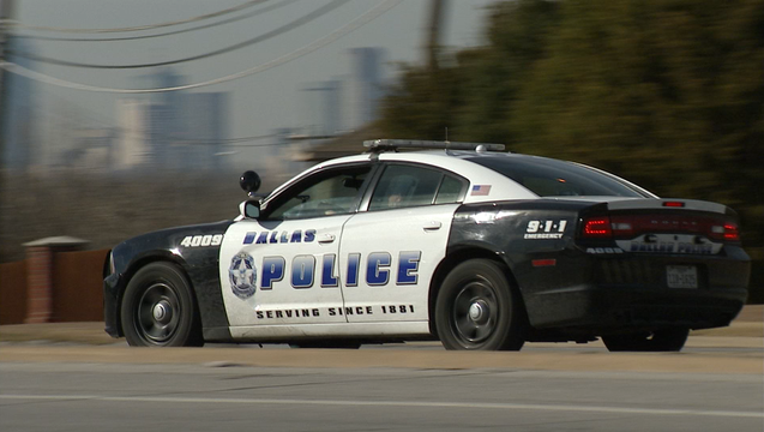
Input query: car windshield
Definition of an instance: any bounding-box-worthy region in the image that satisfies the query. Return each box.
[468,155,650,198]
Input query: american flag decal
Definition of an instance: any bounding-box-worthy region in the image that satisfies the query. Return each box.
[471,185,491,196]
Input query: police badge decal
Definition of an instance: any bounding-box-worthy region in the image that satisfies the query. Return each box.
[228,252,257,299]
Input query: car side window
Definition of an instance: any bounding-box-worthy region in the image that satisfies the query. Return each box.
[434,175,463,204]
[369,165,461,211]
[265,166,371,220]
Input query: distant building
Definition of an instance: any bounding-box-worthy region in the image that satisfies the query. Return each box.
[61,127,116,170]
[2,36,37,171]
[302,80,341,136]
[345,47,386,130]
[292,48,387,168]
[179,92,229,171]
[114,68,229,172]
[115,99,150,170]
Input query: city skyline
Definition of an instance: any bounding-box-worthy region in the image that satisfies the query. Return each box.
[5,1,498,171]
[3,43,391,174]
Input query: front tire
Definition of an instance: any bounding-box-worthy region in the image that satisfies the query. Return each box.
[121,262,203,347]
[602,328,689,352]
[435,259,526,351]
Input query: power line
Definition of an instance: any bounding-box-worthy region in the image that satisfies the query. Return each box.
[14,0,300,43]
[3,0,269,34]
[7,0,349,69]
[0,0,403,94]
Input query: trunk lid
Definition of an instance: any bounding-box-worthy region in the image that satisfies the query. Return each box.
[577,198,740,255]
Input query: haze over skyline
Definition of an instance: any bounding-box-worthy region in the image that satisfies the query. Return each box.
[9,0,499,169]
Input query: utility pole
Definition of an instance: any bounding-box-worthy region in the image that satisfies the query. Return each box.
[0,0,13,262]
[425,0,447,71]
[0,0,13,160]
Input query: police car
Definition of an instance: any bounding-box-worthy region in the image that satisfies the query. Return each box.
[103,139,750,351]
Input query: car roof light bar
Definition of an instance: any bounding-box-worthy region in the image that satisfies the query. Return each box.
[363,139,505,153]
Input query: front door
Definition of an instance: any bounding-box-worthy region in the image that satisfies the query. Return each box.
[219,163,373,328]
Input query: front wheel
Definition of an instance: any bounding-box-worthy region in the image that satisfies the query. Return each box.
[435,259,526,351]
[602,328,689,352]
[121,262,203,347]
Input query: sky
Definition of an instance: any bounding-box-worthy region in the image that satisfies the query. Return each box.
[11,0,500,168]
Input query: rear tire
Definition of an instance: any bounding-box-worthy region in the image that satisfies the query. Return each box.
[435,259,526,351]
[121,262,204,347]
[602,328,689,352]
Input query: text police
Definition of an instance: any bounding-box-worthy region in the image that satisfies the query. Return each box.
[240,231,422,290]
[254,251,421,289]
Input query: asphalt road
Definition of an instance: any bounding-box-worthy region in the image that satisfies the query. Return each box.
[1,362,762,432]
[1,309,761,432]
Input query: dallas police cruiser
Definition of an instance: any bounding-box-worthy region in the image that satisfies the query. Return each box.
[103,139,750,351]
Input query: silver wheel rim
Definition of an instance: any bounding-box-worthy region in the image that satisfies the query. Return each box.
[452,280,499,345]
[136,282,180,344]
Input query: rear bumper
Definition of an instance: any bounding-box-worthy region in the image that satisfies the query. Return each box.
[522,250,750,335]
[525,284,747,334]
[103,273,123,338]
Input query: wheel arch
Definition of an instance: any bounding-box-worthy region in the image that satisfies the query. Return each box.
[114,252,195,337]
[428,244,526,335]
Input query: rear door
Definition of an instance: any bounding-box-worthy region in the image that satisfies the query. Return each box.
[338,163,468,324]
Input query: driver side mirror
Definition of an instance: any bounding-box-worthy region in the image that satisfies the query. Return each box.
[239,199,260,219]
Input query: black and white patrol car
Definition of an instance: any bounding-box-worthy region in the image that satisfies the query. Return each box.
[103,139,750,351]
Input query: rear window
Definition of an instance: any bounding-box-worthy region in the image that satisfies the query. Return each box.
[468,156,649,198]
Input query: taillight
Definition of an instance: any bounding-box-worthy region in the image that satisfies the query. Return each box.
[582,216,612,238]
[582,213,742,243]
[723,223,740,241]
[709,222,740,242]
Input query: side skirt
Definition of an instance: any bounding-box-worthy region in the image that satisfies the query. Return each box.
[228,321,431,342]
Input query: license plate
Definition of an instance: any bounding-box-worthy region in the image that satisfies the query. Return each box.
[666,265,698,289]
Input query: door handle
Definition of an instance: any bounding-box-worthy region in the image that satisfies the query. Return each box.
[423,221,442,231]
[318,233,336,244]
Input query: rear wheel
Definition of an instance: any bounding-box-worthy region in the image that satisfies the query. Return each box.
[121,262,203,347]
[435,259,526,351]
[602,328,689,352]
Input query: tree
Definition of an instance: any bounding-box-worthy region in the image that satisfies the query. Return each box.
[511,0,764,246]
[379,0,560,143]
[379,0,764,248]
